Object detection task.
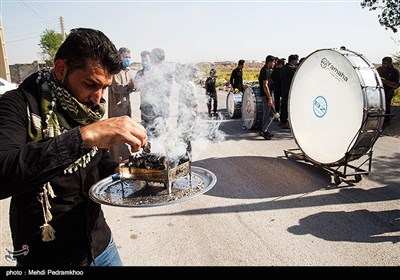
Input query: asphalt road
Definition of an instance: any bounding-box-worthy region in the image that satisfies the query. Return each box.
[1,85,399,267]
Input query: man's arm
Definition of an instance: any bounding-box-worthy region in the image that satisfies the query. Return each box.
[230,69,235,87]
[0,91,88,199]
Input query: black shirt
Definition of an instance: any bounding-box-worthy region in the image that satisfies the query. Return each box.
[205,77,217,95]
[258,65,272,98]
[377,66,400,97]
[230,67,243,92]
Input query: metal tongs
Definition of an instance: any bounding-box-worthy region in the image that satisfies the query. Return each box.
[125,141,151,157]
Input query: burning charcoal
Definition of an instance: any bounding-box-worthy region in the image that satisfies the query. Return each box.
[143,142,151,153]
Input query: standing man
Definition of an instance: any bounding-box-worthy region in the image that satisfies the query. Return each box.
[258,55,276,140]
[0,28,147,266]
[271,58,285,116]
[205,68,218,117]
[143,48,173,137]
[135,50,153,130]
[108,47,136,161]
[377,56,399,129]
[280,54,299,129]
[230,59,245,93]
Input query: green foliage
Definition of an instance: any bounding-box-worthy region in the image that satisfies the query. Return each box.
[361,0,400,33]
[204,70,260,83]
[393,87,400,104]
[393,52,400,65]
[39,29,63,66]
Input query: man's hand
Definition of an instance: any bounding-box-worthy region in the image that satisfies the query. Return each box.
[80,116,147,152]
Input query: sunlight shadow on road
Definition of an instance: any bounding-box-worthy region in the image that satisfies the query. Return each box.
[194,156,331,199]
[288,209,400,244]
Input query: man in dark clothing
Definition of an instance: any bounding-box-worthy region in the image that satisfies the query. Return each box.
[271,58,285,114]
[230,59,245,93]
[0,28,147,266]
[280,54,299,129]
[205,68,218,116]
[258,55,276,140]
[377,56,400,128]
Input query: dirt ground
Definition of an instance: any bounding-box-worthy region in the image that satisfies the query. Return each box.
[382,104,400,138]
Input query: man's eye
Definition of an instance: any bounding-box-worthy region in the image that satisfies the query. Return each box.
[86,83,98,89]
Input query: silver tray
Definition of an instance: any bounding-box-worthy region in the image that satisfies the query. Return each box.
[89,166,217,207]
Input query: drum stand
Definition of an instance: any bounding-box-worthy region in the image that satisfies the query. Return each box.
[285,109,386,185]
[284,148,373,185]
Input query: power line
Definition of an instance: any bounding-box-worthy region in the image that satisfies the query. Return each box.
[18,1,54,27]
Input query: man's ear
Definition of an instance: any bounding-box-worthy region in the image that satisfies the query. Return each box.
[54,59,68,83]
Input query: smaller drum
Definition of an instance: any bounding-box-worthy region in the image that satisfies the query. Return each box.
[226,89,243,118]
[242,87,263,129]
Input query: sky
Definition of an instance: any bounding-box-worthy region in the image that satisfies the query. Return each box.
[1,0,399,65]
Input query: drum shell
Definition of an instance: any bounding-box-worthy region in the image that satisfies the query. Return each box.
[226,90,243,118]
[242,87,263,129]
[288,48,385,166]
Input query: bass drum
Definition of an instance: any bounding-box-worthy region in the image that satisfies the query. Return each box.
[289,48,385,166]
[226,89,243,118]
[242,87,263,129]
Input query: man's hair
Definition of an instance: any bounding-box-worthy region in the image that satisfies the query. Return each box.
[119,47,131,54]
[141,50,150,58]
[151,48,165,62]
[54,28,122,74]
[382,56,392,64]
[277,58,285,65]
[288,54,299,63]
[265,55,275,63]
[238,59,245,66]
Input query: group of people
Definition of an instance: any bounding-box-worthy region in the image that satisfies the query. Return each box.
[225,53,399,140]
[219,56,301,140]
[107,47,176,162]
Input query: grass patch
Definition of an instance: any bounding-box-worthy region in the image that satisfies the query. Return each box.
[393,88,400,105]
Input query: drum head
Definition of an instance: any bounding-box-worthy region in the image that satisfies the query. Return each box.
[289,49,364,165]
[226,91,242,118]
[242,87,258,129]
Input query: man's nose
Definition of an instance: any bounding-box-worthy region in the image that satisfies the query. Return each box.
[90,88,104,105]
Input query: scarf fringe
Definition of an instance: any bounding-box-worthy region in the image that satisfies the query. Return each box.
[40,223,56,242]
[33,68,102,242]
[38,185,56,242]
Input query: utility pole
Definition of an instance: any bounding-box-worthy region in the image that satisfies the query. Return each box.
[0,16,11,81]
[60,16,65,41]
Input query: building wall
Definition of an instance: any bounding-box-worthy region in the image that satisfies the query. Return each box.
[9,61,46,84]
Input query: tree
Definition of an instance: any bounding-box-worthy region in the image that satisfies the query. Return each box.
[361,0,400,33]
[39,29,63,66]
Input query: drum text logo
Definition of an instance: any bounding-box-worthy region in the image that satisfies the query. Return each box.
[320,58,348,82]
[313,96,327,118]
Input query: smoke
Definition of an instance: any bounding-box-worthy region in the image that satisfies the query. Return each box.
[134,57,225,165]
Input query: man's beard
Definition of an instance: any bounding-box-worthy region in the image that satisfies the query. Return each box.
[61,74,98,111]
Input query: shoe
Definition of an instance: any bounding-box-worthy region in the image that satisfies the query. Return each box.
[259,131,272,140]
[281,123,290,129]
[266,131,274,137]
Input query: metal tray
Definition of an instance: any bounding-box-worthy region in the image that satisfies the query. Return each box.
[89,166,217,207]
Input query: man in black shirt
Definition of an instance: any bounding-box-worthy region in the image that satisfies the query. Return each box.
[230,59,245,93]
[0,28,147,266]
[377,56,400,128]
[258,55,276,140]
[205,68,218,117]
[280,54,299,129]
